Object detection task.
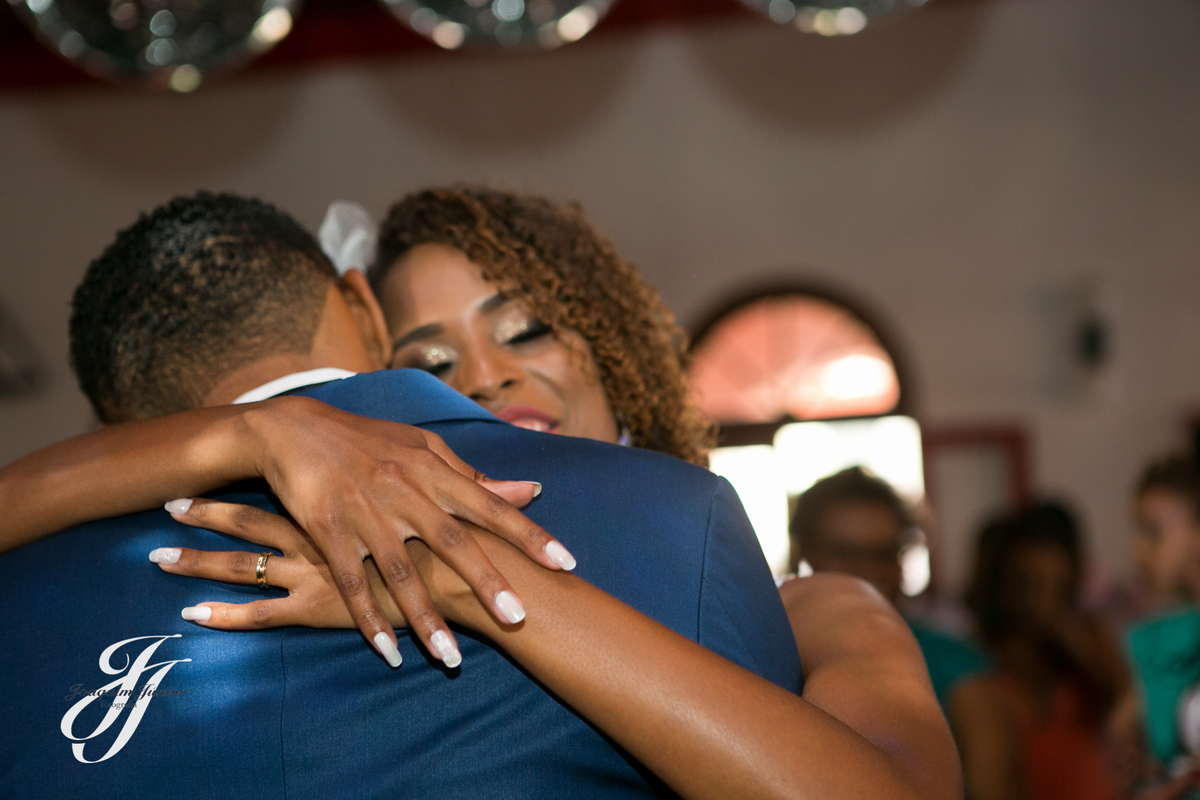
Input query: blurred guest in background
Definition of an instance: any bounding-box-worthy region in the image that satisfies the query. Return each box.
[1131,455,1200,609]
[954,502,1128,800]
[788,466,989,710]
[1112,454,1200,799]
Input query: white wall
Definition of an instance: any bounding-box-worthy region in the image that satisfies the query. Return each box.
[2,0,1199,578]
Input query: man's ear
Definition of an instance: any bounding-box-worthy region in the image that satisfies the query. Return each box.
[339,270,392,369]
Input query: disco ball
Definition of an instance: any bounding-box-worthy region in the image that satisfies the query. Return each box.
[738,0,929,36]
[9,0,301,92]
[377,0,613,50]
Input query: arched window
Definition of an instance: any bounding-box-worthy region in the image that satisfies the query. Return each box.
[689,286,927,593]
[690,288,906,430]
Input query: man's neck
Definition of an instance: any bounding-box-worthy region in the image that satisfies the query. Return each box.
[203,355,329,407]
[201,283,385,406]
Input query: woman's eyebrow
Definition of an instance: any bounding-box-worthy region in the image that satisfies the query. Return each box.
[392,322,444,350]
[479,293,512,314]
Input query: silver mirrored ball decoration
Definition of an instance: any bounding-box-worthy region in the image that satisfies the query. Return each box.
[377,0,612,50]
[738,0,929,36]
[9,0,301,92]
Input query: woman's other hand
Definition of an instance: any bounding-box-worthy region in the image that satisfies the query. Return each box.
[158,489,514,670]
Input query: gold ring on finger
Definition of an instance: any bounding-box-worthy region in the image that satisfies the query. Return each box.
[256,551,272,590]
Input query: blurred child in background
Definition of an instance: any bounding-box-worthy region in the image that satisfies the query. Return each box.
[1131,455,1200,609]
[1114,455,1200,800]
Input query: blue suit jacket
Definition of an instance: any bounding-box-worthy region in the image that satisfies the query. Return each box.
[0,370,801,799]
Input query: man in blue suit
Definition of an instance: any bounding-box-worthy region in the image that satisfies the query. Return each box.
[0,193,801,799]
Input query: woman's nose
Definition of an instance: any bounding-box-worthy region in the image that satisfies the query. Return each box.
[456,343,523,402]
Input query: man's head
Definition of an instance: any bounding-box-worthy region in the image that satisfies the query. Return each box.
[70,192,391,422]
[788,466,911,601]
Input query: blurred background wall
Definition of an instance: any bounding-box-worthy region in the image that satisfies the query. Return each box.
[2,0,1199,582]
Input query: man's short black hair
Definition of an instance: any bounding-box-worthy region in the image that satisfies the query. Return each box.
[788,466,912,570]
[70,192,337,423]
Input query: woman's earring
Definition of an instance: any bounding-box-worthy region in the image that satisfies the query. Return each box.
[617,426,631,447]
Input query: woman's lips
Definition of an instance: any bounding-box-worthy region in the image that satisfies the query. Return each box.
[495,405,560,433]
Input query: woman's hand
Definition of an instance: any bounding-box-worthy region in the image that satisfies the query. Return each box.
[152,499,460,667]
[158,396,578,668]
[155,497,503,668]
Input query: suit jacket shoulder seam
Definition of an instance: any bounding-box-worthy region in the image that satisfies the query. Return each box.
[695,481,721,644]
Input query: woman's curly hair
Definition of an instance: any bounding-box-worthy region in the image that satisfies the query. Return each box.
[371,186,715,466]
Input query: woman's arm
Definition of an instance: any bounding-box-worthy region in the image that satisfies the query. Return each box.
[168,504,961,800]
[0,396,572,668]
[0,404,257,548]
[0,397,543,549]
[777,574,962,800]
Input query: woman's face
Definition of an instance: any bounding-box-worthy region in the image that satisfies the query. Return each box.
[998,542,1076,631]
[375,243,620,445]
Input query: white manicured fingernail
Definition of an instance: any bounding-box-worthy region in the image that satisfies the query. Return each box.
[374,632,402,668]
[522,481,543,498]
[544,541,576,571]
[165,498,194,514]
[149,547,181,565]
[430,630,462,668]
[494,590,526,624]
[181,606,211,622]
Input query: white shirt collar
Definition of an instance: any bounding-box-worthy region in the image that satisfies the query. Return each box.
[232,368,358,405]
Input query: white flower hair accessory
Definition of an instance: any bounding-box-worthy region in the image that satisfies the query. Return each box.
[318,200,378,277]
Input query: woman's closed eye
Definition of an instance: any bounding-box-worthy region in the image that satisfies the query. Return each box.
[504,320,551,346]
[493,308,551,347]
[397,343,458,376]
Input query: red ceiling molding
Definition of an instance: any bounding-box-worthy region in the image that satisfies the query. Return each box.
[0,0,755,93]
